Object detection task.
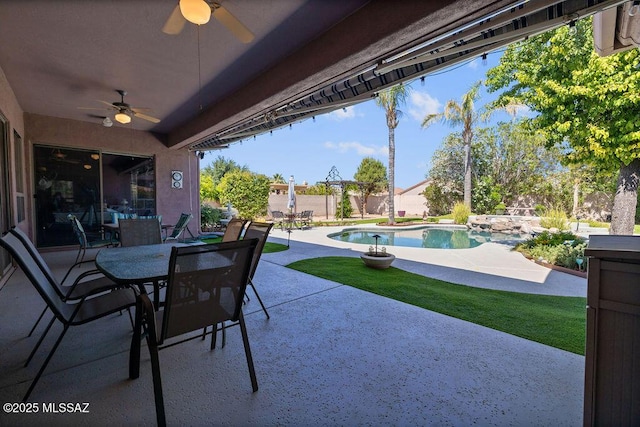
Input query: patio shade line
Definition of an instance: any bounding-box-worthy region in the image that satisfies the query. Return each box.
[190,0,625,151]
[377,0,626,74]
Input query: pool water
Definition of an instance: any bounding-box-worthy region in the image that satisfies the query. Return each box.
[329,226,527,249]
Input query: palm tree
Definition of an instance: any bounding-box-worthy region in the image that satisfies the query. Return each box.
[375,84,409,224]
[272,173,285,184]
[422,81,484,209]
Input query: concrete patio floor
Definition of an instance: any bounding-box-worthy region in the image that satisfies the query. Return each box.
[0,226,586,426]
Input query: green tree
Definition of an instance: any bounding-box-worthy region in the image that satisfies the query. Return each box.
[354,157,388,214]
[485,18,640,234]
[375,84,409,224]
[304,183,335,195]
[272,173,285,184]
[200,156,249,202]
[422,81,485,208]
[217,171,270,220]
[200,173,216,202]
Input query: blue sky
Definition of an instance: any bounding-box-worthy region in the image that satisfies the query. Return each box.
[201,53,515,190]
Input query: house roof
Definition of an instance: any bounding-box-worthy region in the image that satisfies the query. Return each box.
[399,179,430,196]
[0,0,629,152]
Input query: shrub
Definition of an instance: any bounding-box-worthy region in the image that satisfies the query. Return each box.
[540,208,569,230]
[494,202,506,214]
[452,202,471,224]
[200,204,222,229]
[534,204,546,216]
[335,191,353,219]
[515,231,587,270]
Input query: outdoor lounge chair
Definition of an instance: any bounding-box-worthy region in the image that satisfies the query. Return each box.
[68,214,113,264]
[129,239,259,426]
[0,231,136,402]
[163,212,193,242]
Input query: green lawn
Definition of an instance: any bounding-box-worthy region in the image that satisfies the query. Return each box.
[200,236,288,253]
[287,256,586,355]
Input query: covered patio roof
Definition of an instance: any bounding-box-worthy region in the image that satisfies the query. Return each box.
[0,0,630,155]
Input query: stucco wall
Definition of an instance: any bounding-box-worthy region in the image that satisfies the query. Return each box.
[266,193,428,219]
[25,113,200,234]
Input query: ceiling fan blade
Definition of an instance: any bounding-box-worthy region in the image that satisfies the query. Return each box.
[97,100,118,109]
[213,5,254,43]
[77,107,110,111]
[163,4,186,35]
[132,111,161,124]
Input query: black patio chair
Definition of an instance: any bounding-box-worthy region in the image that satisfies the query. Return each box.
[271,210,285,230]
[0,231,136,402]
[204,221,273,347]
[9,227,123,340]
[68,214,113,264]
[129,239,259,426]
[118,218,163,247]
[243,221,273,319]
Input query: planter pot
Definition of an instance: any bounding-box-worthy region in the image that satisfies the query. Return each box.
[397,211,406,217]
[360,252,396,269]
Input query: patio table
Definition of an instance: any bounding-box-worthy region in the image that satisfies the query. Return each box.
[95,243,189,309]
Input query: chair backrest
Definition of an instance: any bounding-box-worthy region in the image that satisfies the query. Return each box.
[222,218,248,242]
[119,218,163,247]
[0,232,71,321]
[68,214,88,248]
[9,227,62,291]
[166,213,193,240]
[243,222,273,280]
[111,212,139,225]
[161,239,258,342]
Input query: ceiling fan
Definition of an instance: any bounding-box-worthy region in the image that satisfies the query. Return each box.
[78,90,161,125]
[163,0,254,43]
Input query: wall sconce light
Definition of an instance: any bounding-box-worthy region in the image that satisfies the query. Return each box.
[90,153,100,160]
[83,164,92,170]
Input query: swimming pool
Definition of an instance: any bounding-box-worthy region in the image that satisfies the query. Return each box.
[328,226,527,249]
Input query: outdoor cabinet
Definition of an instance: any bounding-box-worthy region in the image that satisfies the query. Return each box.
[583,235,640,427]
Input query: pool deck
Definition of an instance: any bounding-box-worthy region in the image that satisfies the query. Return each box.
[268,224,587,297]
[0,223,588,425]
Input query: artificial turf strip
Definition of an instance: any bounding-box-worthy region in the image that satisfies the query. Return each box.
[286,256,587,355]
[200,237,288,254]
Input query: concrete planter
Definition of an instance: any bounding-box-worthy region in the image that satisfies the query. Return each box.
[360,252,396,269]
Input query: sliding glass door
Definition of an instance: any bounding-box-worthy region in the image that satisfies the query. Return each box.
[33,145,155,247]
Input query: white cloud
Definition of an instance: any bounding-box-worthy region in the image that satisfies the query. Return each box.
[324,141,388,157]
[327,106,360,121]
[468,58,480,70]
[503,103,532,118]
[408,91,441,122]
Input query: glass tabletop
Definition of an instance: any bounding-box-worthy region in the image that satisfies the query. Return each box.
[95,243,177,284]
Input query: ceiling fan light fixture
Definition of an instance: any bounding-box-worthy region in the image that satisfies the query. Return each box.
[180,0,211,25]
[102,117,113,127]
[115,112,131,124]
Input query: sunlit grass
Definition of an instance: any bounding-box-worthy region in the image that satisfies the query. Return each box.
[287,256,586,355]
[200,236,288,253]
